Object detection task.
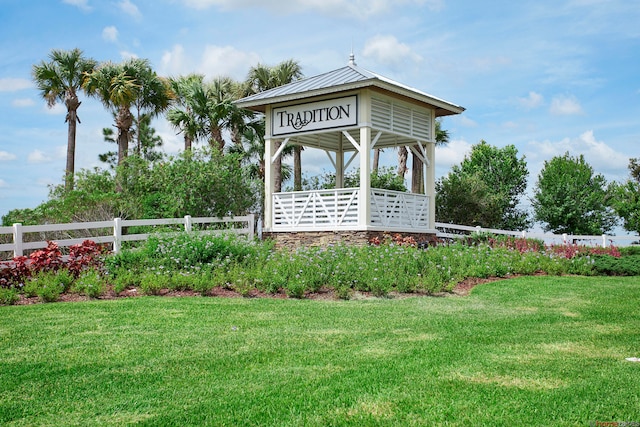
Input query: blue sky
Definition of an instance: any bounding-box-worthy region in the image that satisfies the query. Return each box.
[1,0,639,221]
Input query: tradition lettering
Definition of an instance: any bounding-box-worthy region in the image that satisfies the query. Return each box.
[272,96,358,136]
[277,105,350,130]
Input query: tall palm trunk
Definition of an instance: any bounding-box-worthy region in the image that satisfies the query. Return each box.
[373,148,380,173]
[210,127,224,153]
[411,150,424,194]
[115,107,133,166]
[293,145,302,191]
[184,135,192,151]
[274,140,282,193]
[398,146,408,178]
[64,91,81,191]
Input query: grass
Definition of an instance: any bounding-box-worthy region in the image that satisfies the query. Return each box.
[1,276,639,426]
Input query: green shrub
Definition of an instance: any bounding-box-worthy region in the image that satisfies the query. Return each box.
[112,269,141,294]
[72,270,106,298]
[593,254,640,276]
[104,249,148,274]
[25,272,65,302]
[620,246,640,256]
[140,272,170,295]
[0,287,20,305]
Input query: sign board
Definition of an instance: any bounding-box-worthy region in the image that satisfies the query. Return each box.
[272,95,358,136]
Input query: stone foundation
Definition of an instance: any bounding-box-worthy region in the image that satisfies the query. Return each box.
[262,230,438,249]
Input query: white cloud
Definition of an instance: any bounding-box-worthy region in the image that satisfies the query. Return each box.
[549,94,584,115]
[118,0,142,19]
[0,78,32,92]
[456,115,478,128]
[12,98,34,107]
[160,44,191,76]
[0,179,8,188]
[362,35,421,67]
[28,150,52,164]
[518,91,544,109]
[436,138,473,170]
[199,45,261,80]
[161,44,260,80]
[120,51,139,60]
[62,0,91,11]
[0,151,17,161]
[527,130,629,176]
[102,26,118,42]
[43,103,66,115]
[180,0,440,18]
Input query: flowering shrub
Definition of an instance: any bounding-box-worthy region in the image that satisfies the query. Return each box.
[369,233,417,247]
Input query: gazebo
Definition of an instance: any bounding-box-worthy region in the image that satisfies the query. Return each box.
[235,56,465,247]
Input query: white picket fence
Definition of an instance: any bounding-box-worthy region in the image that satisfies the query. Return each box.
[435,222,639,247]
[0,214,255,259]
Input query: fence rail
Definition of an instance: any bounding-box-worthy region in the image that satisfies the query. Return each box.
[0,214,255,260]
[434,222,638,247]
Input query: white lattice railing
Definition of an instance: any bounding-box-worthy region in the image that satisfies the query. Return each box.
[370,189,430,229]
[273,188,360,230]
[272,188,431,231]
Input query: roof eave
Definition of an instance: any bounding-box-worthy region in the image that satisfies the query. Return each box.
[234,77,465,116]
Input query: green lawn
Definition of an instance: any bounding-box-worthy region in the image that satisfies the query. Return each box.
[1,276,639,426]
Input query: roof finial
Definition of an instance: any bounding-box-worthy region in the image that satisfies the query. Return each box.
[349,48,356,66]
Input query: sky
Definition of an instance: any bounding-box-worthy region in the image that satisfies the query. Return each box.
[1,0,639,223]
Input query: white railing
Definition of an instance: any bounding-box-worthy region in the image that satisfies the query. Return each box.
[272,188,431,232]
[434,222,639,248]
[273,188,360,230]
[370,189,429,229]
[0,214,255,259]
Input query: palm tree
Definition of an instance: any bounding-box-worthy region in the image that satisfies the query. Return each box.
[83,60,138,167]
[84,58,172,167]
[127,60,173,156]
[245,59,303,192]
[32,48,97,191]
[168,75,250,154]
[167,74,206,152]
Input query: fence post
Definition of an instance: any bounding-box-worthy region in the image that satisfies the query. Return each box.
[184,215,192,233]
[602,234,607,248]
[12,223,23,257]
[247,214,255,239]
[113,218,122,253]
[562,233,568,245]
[521,230,527,239]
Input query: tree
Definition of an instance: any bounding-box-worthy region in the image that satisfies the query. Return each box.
[532,152,617,235]
[129,61,173,156]
[436,141,530,229]
[117,149,259,219]
[245,59,303,192]
[84,60,139,168]
[84,58,172,168]
[167,74,205,151]
[167,75,250,154]
[32,48,97,191]
[436,172,503,227]
[608,158,640,235]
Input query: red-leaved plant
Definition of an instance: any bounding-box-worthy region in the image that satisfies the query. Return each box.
[0,240,108,288]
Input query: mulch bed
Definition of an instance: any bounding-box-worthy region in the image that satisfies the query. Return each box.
[9,276,507,306]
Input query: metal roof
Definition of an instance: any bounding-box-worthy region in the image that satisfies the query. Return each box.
[235,59,465,117]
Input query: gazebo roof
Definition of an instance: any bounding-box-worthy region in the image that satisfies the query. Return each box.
[235,58,465,117]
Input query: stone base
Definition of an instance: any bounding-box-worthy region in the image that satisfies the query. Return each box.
[262,230,438,249]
